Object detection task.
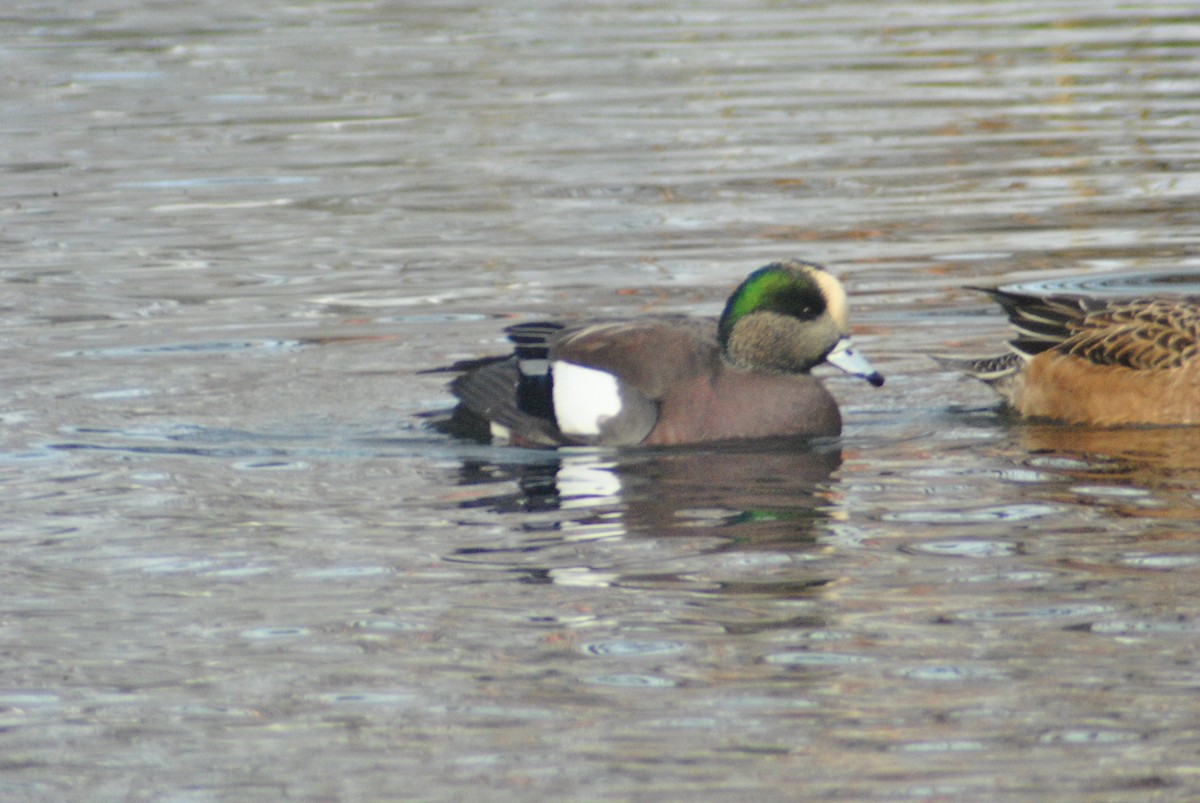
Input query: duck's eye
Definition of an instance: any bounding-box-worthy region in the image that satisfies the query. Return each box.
[771,286,825,321]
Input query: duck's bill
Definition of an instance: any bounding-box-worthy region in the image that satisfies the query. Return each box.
[826,337,885,387]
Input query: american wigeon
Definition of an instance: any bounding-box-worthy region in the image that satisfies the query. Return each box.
[439,260,884,447]
[951,286,1200,425]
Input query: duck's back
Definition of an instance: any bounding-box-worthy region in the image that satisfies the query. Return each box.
[976,289,1200,425]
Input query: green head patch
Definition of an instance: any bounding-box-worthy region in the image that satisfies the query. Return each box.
[718,263,827,345]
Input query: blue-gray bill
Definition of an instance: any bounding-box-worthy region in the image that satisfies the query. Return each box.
[826,337,885,387]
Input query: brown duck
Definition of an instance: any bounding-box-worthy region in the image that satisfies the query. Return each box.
[953,286,1200,425]
[442,260,884,447]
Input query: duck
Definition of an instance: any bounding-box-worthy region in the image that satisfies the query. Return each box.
[949,286,1200,425]
[437,260,884,447]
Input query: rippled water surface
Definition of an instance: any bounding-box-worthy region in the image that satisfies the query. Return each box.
[5,1,1200,799]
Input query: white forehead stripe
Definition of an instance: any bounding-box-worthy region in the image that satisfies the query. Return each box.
[552,361,623,437]
[809,268,849,331]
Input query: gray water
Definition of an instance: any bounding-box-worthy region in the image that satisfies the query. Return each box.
[4,1,1200,800]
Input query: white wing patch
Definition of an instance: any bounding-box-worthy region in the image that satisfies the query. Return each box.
[552,361,623,436]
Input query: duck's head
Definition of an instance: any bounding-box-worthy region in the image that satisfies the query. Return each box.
[718,260,884,386]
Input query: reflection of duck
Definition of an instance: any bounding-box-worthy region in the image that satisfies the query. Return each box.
[615,441,843,546]
[438,261,882,447]
[1017,425,1200,520]
[1021,425,1200,480]
[444,440,842,547]
[948,287,1200,425]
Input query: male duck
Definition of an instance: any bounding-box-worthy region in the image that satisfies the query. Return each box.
[953,286,1200,425]
[441,260,884,447]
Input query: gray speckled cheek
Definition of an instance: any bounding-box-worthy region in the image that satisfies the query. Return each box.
[728,313,840,374]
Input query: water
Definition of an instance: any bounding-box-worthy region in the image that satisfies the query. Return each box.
[4,1,1200,799]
